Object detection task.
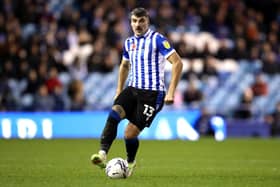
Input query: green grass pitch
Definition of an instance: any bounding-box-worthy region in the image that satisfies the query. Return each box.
[0,138,280,187]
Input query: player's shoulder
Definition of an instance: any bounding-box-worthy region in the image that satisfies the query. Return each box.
[124,36,134,44]
[123,36,135,50]
[153,32,173,50]
[154,31,167,40]
[154,32,170,45]
[154,32,170,47]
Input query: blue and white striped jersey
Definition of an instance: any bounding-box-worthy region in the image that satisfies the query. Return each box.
[122,29,175,91]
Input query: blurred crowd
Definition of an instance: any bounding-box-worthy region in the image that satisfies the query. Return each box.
[0,0,279,123]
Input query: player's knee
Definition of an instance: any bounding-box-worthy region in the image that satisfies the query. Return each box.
[125,131,137,139]
[124,124,140,139]
[112,105,126,119]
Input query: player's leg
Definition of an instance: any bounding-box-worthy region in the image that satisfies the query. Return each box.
[124,89,165,175]
[91,105,125,168]
[124,123,140,163]
[100,105,126,153]
[91,87,135,169]
[124,123,140,176]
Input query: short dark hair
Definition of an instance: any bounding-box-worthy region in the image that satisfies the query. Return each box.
[130,7,149,18]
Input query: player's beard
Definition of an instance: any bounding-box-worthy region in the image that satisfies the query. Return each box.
[135,26,147,36]
[135,27,142,35]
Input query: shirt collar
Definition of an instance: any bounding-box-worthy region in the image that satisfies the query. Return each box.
[134,29,151,39]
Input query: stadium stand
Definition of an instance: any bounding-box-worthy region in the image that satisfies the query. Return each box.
[0,0,279,123]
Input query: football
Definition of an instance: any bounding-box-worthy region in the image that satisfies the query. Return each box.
[105,158,129,179]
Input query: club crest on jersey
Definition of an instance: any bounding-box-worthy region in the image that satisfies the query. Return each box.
[163,40,171,49]
[130,43,136,50]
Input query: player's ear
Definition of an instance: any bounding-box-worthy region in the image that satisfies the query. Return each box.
[146,17,150,25]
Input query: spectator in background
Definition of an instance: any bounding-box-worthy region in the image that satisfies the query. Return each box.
[20,69,41,110]
[200,55,218,79]
[69,56,88,80]
[246,20,260,46]
[251,73,268,97]
[86,37,107,73]
[262,51,280,75]
[231,38,249,60]
[67,79,86,111]
[33,84,55,111]
[70,89,86,111]
[155,1,175,31]
[101,48,119,73]
[174,38,188,58]
[215,39,232,60]
[234,88,254,119]
[200,55,219,91]
[45,66,62,94]
[197,42,212,59]
[232,23,246,43]
[181,59,200,81]
[23,69,41,96]
[248,46,261,62]
[37,62,48,85]
[0,75,18,111]
[183,79,203,108]
[265,102,280,137]
[267,32,278,53]
[2,60,16,79]
[17,59,29,81]
[27,42,41,69]
[52,84,67,111]
[193,107,214,136]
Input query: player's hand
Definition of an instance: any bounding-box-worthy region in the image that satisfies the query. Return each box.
[164,95,174,105]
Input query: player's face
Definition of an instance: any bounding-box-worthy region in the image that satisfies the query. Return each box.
[130,15,149,36]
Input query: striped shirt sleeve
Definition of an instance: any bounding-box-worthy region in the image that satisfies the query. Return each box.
[122,39,129,61]
[156,34,175,59]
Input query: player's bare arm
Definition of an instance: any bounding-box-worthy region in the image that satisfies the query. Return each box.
[114,59,130,100]
[165,51,183,104]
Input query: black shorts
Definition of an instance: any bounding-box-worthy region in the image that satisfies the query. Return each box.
[114,86,165,131]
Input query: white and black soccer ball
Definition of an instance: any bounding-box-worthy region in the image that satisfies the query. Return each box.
[105,157,129,179]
